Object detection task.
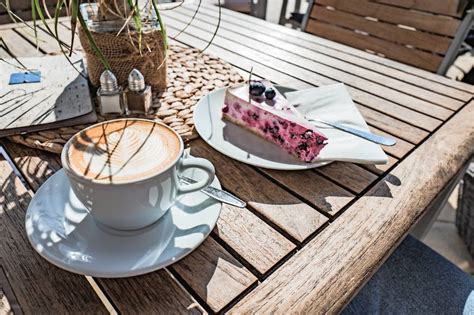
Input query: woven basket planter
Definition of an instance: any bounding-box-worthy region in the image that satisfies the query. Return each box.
[78,3,167,91]
[456,162,474,258]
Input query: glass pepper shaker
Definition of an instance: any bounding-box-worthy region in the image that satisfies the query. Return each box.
[97,70,124,115]
[125,69,152,115]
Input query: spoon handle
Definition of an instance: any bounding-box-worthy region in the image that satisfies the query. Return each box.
[308,118,397,146]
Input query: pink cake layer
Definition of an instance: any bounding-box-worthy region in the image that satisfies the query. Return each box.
[222,82,327,162]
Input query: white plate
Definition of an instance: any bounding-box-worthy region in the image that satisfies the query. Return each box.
[25,168,222,278]
[194,86,330,170]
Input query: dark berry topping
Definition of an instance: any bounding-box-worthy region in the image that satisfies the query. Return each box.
[251,113,259,120]
[222,105,229,113]
[269,125,279,134]
[290,122,296,127]
[290,133,297,139]
[277,135,285,143]
[297,142,308,151]
[264,88,276,100]
[316,137,324,145]
[250,81,266,96]
[301,130,314,139]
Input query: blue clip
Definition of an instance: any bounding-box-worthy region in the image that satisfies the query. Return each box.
[9,70,42,85]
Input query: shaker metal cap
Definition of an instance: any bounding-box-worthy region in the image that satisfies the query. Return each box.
[128,69,146,92]
[100,70,119,92]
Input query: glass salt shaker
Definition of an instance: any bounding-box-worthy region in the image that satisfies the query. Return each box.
[97,70,124,115]
[125,69,152,115]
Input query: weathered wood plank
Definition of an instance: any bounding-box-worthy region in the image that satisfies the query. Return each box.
[316,162,378,194]
[356,106,429,144]
[2,140,61,191]
[0,47,10,58]
[97,272,205,314]
[166,7,460,115]
[192,3,474,97]
[260,169,354,216]
[0,29,41,57]
[170,237,257,313]
[0,157,107,314]
[360,155,398,175]
[190,140,329,242]
[189,2,473,96]
[315,0,460,36]
[374,0,467,17]
[311,5,451,54]
[369,126,415,159]
[231,99,474,315]
[212,205,296,275]
[15,26,62,54]
[306,19,442,73]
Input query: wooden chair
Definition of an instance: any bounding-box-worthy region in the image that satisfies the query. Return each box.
[302,0,474,74]
[0,0,62,25]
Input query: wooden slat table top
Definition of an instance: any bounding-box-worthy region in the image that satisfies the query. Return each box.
[0,3,472,313]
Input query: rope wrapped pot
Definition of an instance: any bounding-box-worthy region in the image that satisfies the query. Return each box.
[79,25,167,91]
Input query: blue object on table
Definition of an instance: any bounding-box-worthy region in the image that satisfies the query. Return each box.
[9,70,41,84]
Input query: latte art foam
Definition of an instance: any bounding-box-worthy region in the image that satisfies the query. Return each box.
[66,120,181,183]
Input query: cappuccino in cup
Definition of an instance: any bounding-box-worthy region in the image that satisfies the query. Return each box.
[62,119,215,230]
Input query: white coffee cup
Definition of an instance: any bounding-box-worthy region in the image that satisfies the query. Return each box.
[61,119,215,230]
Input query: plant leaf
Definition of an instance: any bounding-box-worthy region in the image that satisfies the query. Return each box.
[200,0,221,53]
[77,8,111,70]
[170,0,201,40]
[69,0,79,57]
[126,0,143,53]
[151,0,168,50]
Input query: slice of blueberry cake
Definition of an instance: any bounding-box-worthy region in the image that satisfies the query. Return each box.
[222,80,328,162]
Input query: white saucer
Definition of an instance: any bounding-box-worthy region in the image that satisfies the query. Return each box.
[25,169,222,278]
[193,86,330,170]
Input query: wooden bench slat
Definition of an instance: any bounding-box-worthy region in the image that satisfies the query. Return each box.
[169,6,461,115]
[374,0,467,18]
[0,29,42,57]
[15,25,62,54]
[356,105,429,144]
[368,126,415,159]
[360,155,398,175]
[195,2,473,94]
[0,0,57,14]
[212,205,296,275]
[315,0,461,36]
[306,19,443,72]
[170,237,257,312]
[316,162,378,194]
[0,157,108,314]
[311,5,452,55]
[347,88,445,129]
[190,141,329,242]
[0,47,10,58]
[231,100,474,314]
[97,273,205,314]
[260,169,355,216]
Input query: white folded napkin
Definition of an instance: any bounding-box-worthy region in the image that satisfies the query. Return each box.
[285,83,388,164]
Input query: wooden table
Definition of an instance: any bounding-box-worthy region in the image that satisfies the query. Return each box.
[1,3,473,314]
